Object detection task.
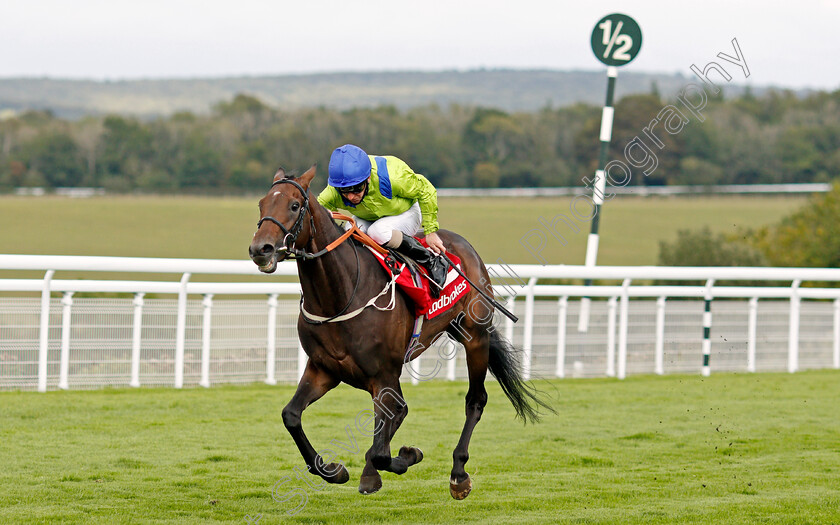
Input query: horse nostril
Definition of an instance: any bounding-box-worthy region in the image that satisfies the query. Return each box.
[260,244,274,255]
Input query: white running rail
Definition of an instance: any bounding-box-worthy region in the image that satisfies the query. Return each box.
[2,254,840,391]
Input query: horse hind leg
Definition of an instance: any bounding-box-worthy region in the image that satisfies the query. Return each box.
[446,325,490,500]
[282,360,349,485]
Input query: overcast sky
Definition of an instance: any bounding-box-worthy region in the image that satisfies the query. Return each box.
[2,0,838,90]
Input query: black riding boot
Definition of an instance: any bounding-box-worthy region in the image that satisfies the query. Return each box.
[396,236,449,297]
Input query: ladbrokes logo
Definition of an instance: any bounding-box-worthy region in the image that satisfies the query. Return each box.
[427,280,469,318]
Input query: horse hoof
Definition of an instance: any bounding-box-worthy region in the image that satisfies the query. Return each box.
[399,446,424,466]
[359,474,382,495]
[449,475,472,500]
[321,463,350,484]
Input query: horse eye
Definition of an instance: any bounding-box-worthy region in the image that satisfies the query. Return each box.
[291,202,300,212]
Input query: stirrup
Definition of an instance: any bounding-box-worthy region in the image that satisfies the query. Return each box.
[426,257,448,298]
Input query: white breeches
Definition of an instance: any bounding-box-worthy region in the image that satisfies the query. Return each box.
[347,202,423,245]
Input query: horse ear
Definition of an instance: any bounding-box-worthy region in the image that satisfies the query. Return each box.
[298,164,317,189]
[273,168,286,182]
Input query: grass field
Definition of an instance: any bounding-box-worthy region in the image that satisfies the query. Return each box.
[2,194,833,524]
[1,372,839,524]
[0,194,806,267]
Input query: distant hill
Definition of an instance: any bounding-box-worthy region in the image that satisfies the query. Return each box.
[0,69,792,119]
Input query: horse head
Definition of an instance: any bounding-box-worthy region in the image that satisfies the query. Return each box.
[249,165,317,273]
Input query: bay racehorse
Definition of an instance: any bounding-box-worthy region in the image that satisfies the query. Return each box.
[248,165,552,498]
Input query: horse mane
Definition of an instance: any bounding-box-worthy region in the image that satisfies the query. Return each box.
[328,214,345,233]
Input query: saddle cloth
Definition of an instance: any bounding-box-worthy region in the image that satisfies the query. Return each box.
[366,240,470,319]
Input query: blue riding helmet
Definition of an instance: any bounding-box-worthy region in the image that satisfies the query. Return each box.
[328,144,371,188]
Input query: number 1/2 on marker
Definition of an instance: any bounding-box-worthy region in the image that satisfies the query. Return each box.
[600,20,622,58]
[599,19,633,61]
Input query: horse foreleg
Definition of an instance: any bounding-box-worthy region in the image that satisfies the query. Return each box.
[358,382,423,494]
[449,334,489,500]
[281,360,349,484]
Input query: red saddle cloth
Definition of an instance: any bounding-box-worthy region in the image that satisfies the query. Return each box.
[367,240,470,319]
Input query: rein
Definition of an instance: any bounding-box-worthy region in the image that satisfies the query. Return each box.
[300,259,402,324]
[256,178,386,260]
[256,178,391,324]
[300,240,363,325]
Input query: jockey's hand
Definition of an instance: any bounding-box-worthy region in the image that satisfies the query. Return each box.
[425,232,446,255]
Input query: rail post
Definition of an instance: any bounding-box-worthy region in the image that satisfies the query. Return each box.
[409,357,420,385]
[556,296,568,378]
[747,297,758,372]
[297,342,306,381]
[174,272,191,389]
[504,295,515,343]
[655,296,665,375]
[265,294,278,385]
[788,280,801,373]
[37,270,55,393]
[701,279,715,377]
[606,296,617,377]
[58,292,74,390]
[130,293,145,387]
[617,279,631,379]
[834,298,840,369]
[446,338,457,381]
[522,278,538,380]
[200,294,213,388]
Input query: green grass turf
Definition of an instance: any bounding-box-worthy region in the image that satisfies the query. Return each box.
[1,371,839,524]
[0,195,805,266]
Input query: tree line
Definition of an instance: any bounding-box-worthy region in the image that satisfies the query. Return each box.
[1,86,838,194]
[658,182,840,270]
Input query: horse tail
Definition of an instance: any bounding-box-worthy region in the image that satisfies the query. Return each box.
[487,329,556,424]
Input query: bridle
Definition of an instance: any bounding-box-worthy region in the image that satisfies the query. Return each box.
[255,177,362,323]
[256,178,318,259]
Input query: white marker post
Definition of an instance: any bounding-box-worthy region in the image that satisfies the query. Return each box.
[579,65,617,331]
[579,13,642,332]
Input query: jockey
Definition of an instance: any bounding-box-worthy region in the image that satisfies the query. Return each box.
[317,144,449,292]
